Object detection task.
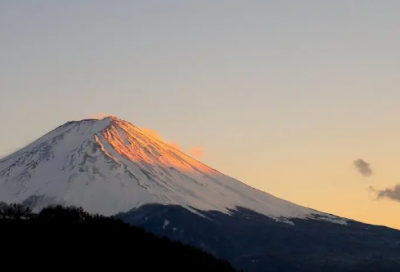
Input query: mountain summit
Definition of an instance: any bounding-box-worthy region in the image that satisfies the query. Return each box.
[0,116,344,224]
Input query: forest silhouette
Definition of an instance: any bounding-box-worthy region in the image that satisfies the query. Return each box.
[0,202,241,272]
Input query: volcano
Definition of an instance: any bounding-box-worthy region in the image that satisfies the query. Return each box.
[0,116,343,224]
[1,116,399,272]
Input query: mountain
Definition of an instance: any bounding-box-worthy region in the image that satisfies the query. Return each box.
[0,116,343,224]
[1,116,399,272]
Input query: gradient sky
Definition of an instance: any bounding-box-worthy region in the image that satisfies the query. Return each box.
[1,1,399,229]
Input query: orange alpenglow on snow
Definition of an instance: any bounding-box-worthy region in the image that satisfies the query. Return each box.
[99,119,210,173]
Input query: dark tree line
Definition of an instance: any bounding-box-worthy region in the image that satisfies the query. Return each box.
[0,201,33,219]
[0,202,242,272]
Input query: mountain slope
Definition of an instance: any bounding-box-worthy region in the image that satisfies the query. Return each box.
[118,203,400,272]
[0,116,344,225]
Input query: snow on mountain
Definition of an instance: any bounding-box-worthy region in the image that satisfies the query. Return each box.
[0,116,346,225]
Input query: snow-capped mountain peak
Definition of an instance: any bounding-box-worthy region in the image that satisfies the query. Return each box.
[0,116,346,225]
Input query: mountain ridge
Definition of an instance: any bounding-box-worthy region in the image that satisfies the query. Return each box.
[0,115,345,225]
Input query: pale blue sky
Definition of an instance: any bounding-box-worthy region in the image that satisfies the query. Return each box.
[1,1,400,228]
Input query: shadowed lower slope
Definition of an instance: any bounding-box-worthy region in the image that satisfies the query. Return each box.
[117,203,400,272]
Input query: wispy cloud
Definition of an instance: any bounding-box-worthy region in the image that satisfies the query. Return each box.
[139,127,163,140]
[88,113,113,120]
[189,146,205,158]
[353,158,373,177]
[138,127,206,158]
[139,127,183,151]
[370,184,400,203]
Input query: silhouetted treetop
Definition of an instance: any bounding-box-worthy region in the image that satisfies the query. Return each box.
[0,203,241,272]
[0,202,32,219]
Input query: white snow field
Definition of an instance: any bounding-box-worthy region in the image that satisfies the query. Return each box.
[0,116,346,225]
